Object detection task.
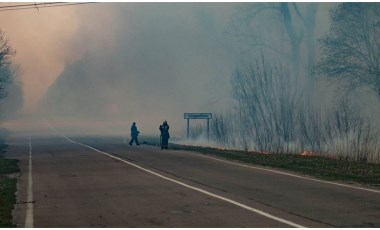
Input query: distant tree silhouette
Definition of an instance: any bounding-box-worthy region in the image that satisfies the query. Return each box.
[318,3,380,96]
[0,29,15,100]
[229,3,319,79]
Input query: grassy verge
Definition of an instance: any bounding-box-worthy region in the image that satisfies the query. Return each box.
[144,138,380,187]
[0,143,19,227]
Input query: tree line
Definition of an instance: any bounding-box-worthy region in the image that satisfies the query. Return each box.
[0,28,22,140]
[198,3,380,163]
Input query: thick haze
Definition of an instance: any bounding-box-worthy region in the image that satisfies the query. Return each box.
[40,3,239,136]
[5,2,375,138]
[0,5,80,109]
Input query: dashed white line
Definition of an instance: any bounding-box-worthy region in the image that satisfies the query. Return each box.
[25,137,34,228]
[60,134,305,228]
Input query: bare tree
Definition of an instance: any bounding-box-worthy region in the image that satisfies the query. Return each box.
[231,56,300,153]
[229,3,319,79]
[318,3,380,96]
[0,29,15,100]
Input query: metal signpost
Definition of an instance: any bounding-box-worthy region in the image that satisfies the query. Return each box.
[184,113,212,140]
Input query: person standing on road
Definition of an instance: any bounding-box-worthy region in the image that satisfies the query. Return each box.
[129,122,140,146]
[159,120,170,149]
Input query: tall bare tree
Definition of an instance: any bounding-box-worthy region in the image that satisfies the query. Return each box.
[0,29,15,99]
[318,3,380,96]
[229,3,319,79]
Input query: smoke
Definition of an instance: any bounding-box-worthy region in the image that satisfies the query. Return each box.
[38,3,239,136]
[0,5,82,111]
[2,2,379,143]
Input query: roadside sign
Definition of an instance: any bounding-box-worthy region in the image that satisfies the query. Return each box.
[184,113,212,140]
[184,113,212,119]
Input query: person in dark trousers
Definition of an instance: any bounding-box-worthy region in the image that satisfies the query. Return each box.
[159,120,170,149]
[129,122,140,146]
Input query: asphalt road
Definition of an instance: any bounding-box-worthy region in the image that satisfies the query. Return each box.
[6,131,380,227]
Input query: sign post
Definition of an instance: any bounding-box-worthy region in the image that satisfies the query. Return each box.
[184,113,212,140]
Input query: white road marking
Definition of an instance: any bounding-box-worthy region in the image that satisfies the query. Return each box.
[186,152,380,194]
[25,137,34,228]
[59,134,305,228]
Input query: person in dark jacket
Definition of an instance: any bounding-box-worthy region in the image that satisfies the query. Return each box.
[159,120,170,149]
[129,122,140,146]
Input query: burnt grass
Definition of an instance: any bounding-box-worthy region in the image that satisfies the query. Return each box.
[143,138,380,187]
[0,143,19,227]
